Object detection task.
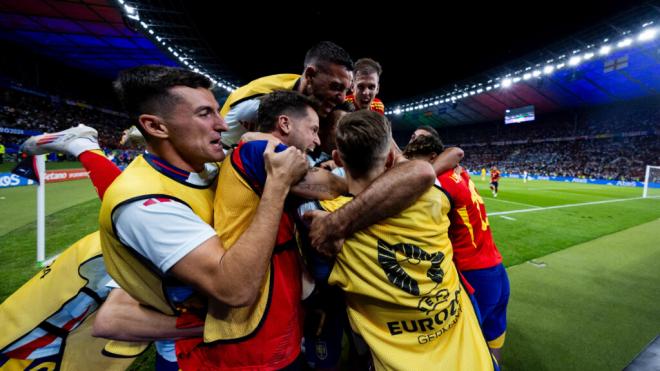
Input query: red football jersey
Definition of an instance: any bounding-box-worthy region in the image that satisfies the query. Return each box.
[490,170,501,182]
[438,168,502,271]
[345,95,385,114]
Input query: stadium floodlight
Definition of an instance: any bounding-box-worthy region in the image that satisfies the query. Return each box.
[148,29,154,34]
[557,63,566,69]
[599,45,611,55]
[638,27,657,42]
[617,38,633,48]
[486,86,492,91]
[124,4,136,14]
[568,56,582,66]
[477,88,483,93]
[502,78,512,88]
[494,84,500,88]
[140,21,148,29]
[583,52,594,60]
[523,73,532,80]
[512,77,521,83]
[532,70,541,77]
[543,65,554,74]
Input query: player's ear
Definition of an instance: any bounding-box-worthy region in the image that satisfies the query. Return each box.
[332,149,344,167]
[385,148,395,169]
[277,115,291,135]
[303,65,317,80]
[138,114,167,139]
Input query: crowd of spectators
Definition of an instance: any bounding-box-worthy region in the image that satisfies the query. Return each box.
[460,136,658,181]
[0,87,138,166]
[423,98,659,182]
[1,85,658,181]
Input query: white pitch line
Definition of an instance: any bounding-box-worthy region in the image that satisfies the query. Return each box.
[485,197,538,208]
[500,215,517,221]
[39,253,61,267]
[489,196,659,216]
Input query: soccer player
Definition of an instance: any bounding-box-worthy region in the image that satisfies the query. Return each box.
[96,65,444,370]
[345,58,385,114]
[13,125,196,371]
[523,169,529,183]
[96,65,311,368]
[302,111,494,370]
[490,166,501,197]
[175,90,347,370]
[403,130,511,365]
[220,41,353,147]
[481,167,487,181]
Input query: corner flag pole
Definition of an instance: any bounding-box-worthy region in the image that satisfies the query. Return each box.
[642,165,650,198]
[37,154,46,263]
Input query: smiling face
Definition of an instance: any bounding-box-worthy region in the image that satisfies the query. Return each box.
[284,106,321,153]
[162,86,228,170]
[352,71,380,110]
[306,63,353,117]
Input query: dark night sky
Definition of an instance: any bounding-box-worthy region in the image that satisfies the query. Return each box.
[178,1,652,103]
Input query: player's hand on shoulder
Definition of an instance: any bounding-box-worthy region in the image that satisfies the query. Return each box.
[303,210,344,257]
[264,140,308,186]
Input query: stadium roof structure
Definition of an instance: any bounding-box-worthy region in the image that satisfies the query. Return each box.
[0,0,181,79]
[0,0,178,77]
[0,1,657,129]
[387,5,660,129]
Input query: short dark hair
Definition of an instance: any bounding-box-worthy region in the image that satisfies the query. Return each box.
[113,65,211,135]
[257,90,319,132]
[354,58,382,77]
[304,41,353,72]
[403,134,444,159]
[335,110,391,178]
[416,125,440,140]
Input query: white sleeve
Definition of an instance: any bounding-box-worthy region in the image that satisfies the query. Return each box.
[222,98,261,147]
[112,198,217,273]
[331,167,346,178]
[106,279,120,289]
[297,201,322,229]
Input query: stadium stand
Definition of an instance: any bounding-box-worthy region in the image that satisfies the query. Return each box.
[395,97,659,181]
[0,85,139,164]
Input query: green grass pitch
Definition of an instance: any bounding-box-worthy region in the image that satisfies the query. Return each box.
[1,175,658,370]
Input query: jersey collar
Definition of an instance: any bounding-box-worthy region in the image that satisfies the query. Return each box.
[143,152,217,187]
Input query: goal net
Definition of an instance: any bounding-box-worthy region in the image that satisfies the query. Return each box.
[642,165,660,198]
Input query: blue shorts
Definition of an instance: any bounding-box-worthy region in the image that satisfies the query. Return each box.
[462,263,510,347]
